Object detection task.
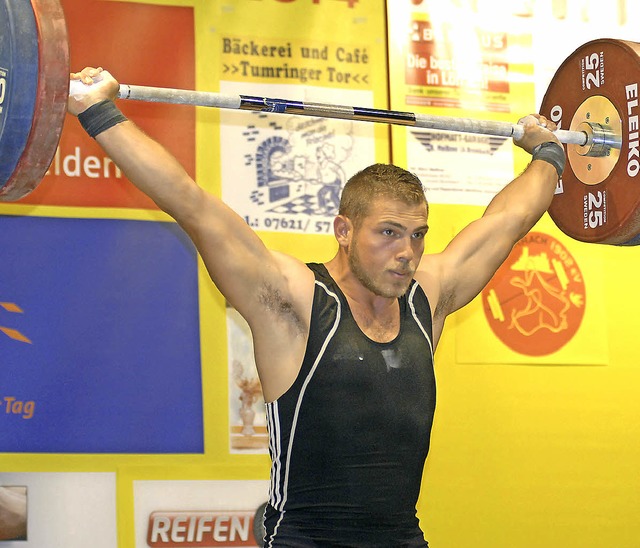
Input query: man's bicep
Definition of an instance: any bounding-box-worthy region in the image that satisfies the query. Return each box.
[183,198,282,312]
[430,214,517,315]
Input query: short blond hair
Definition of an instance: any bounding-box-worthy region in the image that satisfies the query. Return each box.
[339,164,427,226]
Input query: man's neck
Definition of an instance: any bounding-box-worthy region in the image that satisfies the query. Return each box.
[324,255,398,315]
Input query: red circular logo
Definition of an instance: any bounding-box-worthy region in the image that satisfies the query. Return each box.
[482,232,586,356]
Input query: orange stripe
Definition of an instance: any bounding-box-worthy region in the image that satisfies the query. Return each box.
[0,303,23,313]
[0,327,32,344]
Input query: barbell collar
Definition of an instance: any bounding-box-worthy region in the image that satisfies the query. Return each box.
[574,121,621,157]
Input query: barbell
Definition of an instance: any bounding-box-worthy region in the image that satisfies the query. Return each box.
[1,0,639,245]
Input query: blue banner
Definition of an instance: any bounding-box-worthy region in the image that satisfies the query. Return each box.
[0,216,203,453]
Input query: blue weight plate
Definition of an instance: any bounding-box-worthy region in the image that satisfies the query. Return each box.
[0,0,39,194]
[0,0,68,201]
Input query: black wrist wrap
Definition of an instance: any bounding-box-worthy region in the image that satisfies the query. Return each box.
[78,99,128,138]
[531,141,565,177]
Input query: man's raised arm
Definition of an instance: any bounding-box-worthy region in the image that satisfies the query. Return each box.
[67,68,313,339]
[418,114,564,334]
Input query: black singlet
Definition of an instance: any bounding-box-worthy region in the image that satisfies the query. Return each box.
[263,263,436,547]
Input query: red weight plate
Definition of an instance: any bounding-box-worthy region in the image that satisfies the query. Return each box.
[540,38,640,245]
[0,0,69,202]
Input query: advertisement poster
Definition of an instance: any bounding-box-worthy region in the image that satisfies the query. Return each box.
[387,1,535,205]
[455,227,608,365]
[0,473,116,547]
[134,479,269,548]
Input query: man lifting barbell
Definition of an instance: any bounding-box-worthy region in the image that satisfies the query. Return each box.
[68,66,563,547]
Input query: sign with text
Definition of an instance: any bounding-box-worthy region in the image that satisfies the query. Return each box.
[387,0,535,205]
[211,0,388,234]
[17,0,195,208]
[0,216,202,453]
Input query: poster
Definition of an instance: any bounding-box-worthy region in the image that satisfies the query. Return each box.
[387,0,535,205]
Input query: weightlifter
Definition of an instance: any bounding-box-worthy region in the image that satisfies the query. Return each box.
[69,66,565,547]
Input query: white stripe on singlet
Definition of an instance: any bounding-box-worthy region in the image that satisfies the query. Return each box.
[267,402,282,508]
[407,281,434,360]
[265,279,341,544]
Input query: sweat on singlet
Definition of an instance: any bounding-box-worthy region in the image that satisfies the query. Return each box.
[263,263,436,547]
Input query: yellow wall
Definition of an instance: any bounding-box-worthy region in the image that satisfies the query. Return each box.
[417,203,640,547]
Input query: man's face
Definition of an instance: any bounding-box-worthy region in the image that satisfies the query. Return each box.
[347,197,428,298]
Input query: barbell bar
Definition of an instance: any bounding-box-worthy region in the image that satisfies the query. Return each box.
[113,82,590,145]
[1,0,639,245]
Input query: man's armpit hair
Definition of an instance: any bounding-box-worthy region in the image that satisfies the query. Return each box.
[433,290,455,321]
[258,283,305,333]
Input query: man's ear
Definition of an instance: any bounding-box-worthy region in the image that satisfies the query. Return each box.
[334,215,353,248]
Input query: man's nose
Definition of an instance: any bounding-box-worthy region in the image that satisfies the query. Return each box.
[396,237,414,261]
